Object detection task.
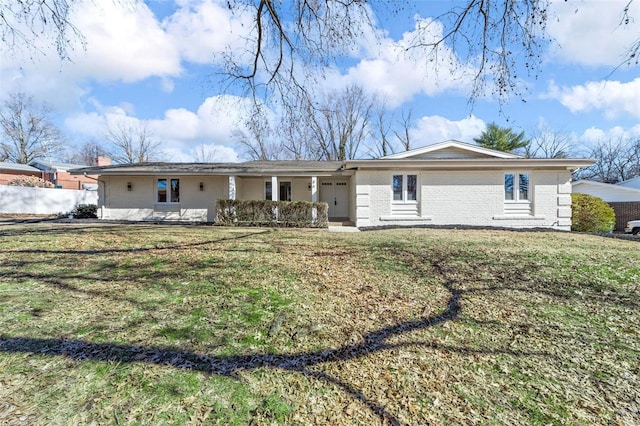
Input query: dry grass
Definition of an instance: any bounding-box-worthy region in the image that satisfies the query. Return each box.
[0,223,638,425]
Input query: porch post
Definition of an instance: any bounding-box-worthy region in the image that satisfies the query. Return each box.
[229,176,236,200]
[311,176,318,224]
[311,176,318,202]
[271,176,278,223]
[271,176,278,201]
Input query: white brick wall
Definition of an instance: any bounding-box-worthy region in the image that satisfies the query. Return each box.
[101,175,228,222]
[355,169,573,230]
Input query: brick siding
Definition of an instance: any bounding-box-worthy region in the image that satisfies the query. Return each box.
[608,202,640,231]
[0,171,42,185]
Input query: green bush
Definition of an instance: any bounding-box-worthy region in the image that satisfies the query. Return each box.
[215,200,328,228]
[71,204,98,219]
[571,193,615,232]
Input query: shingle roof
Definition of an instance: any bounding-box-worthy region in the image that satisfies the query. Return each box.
[70,161,346,176]
[0,162,41,173]
[29,159,89,171]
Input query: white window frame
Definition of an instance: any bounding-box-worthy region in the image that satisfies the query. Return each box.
[156,177,181,204]
[504,172,531,203]
[392,173,418,203]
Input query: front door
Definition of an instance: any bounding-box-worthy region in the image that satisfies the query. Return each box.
[320,179,349,218]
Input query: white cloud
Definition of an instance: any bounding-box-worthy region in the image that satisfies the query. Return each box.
[547,1,640,67]
[328,16,476,107]
[579,125,640,146]
[411,115,486,147]
[64,112,107,138]
[163,0,253,64]
[0,0,251,109]
[68,1,181,83]
[65,95,249,161]
[1,0,181,109]
[147,95,254,143]
[545,78,640,119]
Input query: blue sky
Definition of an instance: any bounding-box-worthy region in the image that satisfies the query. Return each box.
[2,0,640,163]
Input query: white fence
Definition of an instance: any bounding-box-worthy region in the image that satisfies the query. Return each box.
[0,185,98,215]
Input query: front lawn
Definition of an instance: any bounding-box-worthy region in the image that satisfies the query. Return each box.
[0,223,638,425]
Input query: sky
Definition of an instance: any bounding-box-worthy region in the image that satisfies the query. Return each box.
[2,0,640,163]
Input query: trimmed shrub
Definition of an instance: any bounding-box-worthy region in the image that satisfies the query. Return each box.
[571,193,615,232]
[215,200,328,228]
[8,175,54,188]
[70,204,98,219]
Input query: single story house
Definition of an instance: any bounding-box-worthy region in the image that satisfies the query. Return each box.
[72,141,594,230]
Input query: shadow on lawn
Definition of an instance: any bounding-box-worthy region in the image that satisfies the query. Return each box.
[0,252,554,425]
[2,228,271,256]
[2,226,638,424]
[0,229,272,311]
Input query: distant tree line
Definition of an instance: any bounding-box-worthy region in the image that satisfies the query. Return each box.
[1,91,639,183]
[0,92,164,166]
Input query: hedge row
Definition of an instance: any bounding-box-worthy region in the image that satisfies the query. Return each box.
[215,200,329,228]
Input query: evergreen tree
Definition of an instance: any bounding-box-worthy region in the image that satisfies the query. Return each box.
[474,123,529,153]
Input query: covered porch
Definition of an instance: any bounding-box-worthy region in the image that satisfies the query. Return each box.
[227,161,353,221]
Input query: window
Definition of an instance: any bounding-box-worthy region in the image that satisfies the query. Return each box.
[157,179,167,202]
[392,174,418,202]
[393,175,403,201]
[504,173,529,202]
[504,174,514,200]
[265,181,272,200]
[157,178,180,203]
[279,182,291,201]
[170,179,180,202]
[407,174,417,201]
[265,181,291,201]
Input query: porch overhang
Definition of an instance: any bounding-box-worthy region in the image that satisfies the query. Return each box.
[70,161,354,177]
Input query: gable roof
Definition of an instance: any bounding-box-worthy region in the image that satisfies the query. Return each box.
[379,140,522,160]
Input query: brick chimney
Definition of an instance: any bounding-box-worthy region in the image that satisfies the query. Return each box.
[96,156,112,166]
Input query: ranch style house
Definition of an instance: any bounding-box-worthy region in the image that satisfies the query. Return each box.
[72,141,594,230]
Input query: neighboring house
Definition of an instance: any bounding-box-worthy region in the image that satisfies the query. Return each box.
[572,179,640,231]
[28,159,101,190]
[0,162,43,185]
[617,176,640,190]
[572,180,640,203]
[72,141,593,230]
[0,157,110,189]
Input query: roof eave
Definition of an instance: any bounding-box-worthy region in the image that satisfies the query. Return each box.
[345,158,596,170]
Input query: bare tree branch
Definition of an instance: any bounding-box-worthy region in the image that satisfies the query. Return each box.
[574,137,640,183]
[105,121,163,164]
[525,125,575,159]
[0,0,87,60]
[0,92,65,163]
[393,108,413,152]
